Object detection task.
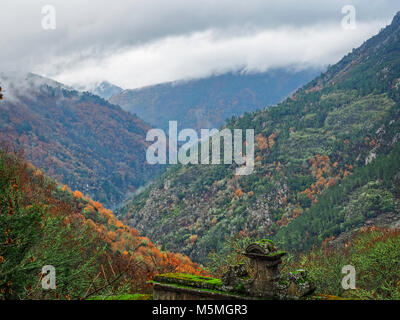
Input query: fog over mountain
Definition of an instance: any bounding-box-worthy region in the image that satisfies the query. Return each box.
[110,68,321,132]
[87,81,123,100]
[0,72,158,208]
[0,1,397,89]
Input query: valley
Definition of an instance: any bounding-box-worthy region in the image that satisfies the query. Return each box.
[1,4,400,301]
[110,69,320,133]
[118,12,400,265]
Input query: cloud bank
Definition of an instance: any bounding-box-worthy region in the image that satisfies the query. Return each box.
[46,22,386,89]
[0,0,398,89]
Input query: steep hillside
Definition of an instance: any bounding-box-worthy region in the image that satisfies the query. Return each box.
[110,69,319,132]
[119,12,400,263]
[207,226,400,300]
[0,73,159,208]
[0,148,205,300]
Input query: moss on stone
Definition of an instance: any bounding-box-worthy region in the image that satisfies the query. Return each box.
[152,281,261,299]
[153,273,222,290]
[236,283,245,292]
[266,250,287,257]
[254,239,274,245]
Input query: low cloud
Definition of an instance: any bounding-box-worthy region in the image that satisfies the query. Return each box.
[0,0,397,89]
[48,22,386,89]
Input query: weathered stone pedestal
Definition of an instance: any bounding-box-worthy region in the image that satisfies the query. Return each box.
[152,239,315,300]
[243,240,287,298]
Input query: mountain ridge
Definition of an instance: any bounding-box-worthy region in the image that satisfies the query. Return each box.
[0,72,160,208]
[89,81,123,100]
[118,12,400,263]
[110,68,320,132]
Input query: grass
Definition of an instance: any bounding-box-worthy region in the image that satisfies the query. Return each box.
[88,294,152,300]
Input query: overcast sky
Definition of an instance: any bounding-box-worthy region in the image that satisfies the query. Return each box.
[0,0,398,89]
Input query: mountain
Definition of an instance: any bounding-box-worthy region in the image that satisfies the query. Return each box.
[0,148,205,299]
[0,72,159,208]
[109,69,320,132]
[118,12,400,263]
[90,81,123,100]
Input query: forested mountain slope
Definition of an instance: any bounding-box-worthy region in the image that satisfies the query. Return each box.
[119,12,400,263]
[0,148,205,300]
[110,69,319,132]
[0,72,160,208]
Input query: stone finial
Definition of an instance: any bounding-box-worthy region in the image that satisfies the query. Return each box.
[241,239,287,298]
[245,239,278,254]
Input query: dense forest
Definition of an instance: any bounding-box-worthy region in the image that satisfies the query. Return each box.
[0,72,161,208]
[119,12,400,263]
[0,148,206,300]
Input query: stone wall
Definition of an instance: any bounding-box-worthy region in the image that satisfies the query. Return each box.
[153,283,249,300]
